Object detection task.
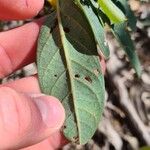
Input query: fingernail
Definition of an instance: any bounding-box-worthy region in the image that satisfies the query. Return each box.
[31,94,65,129]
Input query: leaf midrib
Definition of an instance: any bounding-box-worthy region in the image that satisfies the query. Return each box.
[56,0,80,142]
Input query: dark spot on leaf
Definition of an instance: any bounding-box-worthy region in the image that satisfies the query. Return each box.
[64,27,70,33]
[63,125,66,129]
[85,76,92,83]
[75,74,80,78]
[54,74,57,77]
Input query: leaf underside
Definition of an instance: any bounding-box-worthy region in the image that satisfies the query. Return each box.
[37,0,105,144]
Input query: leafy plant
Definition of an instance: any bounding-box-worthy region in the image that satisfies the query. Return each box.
[37,0,141,144]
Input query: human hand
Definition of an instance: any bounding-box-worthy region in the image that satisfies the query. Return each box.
[0,0,66,149]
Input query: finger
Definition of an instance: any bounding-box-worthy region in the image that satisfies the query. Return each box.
[48,132,68,150]
[21,139,53,150]
[0,0,44,20]
[0,20,43,78]
[1,75,40,93]
[22,132,68,150]
[0,87,65,150]
[1,76,68,149]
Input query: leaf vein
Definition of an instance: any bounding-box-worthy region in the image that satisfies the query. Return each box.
[67,33,93,54]
[51,70,66,93]
[77,107,97,124]
[61,92,71,103]
[41,49,60,87]
[71,59,98,77]
[63,12,91,39]
[38,34,52,61]
[75,78,99,102]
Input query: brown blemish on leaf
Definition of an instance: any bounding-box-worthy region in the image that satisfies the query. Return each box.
[64,27,70,33]
[93,69,100,76]
[85,76,92,83]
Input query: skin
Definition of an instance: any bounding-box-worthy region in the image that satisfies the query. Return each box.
[0,0,105,149]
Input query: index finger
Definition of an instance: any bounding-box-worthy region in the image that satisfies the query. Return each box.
[0,0,44,20]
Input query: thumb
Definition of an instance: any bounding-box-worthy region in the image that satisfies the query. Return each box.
[0,0,44,20]
[0,87,65,150]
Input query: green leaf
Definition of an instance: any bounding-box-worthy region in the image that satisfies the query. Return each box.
[112,23,141,77]
[115,0,137,31]
[98,0,127,24]
[37,0,105,144]
[75,0,110,59]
